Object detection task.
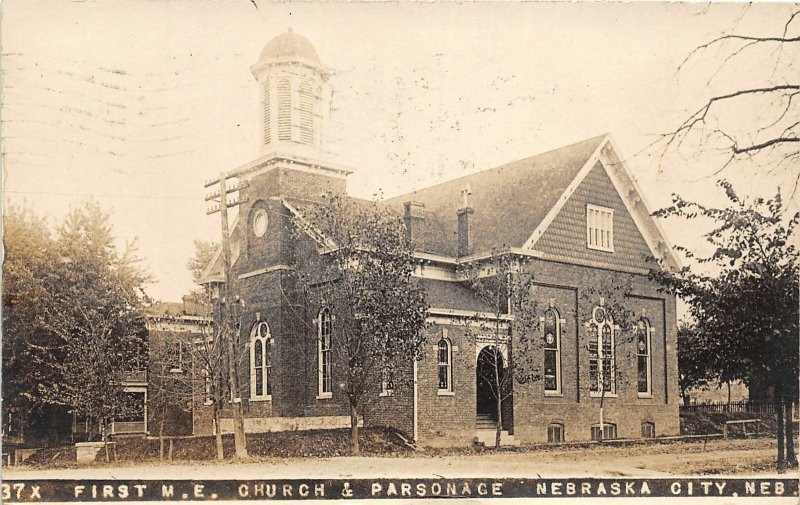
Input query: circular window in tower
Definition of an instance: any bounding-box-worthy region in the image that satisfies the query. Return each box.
[252,209,269,237]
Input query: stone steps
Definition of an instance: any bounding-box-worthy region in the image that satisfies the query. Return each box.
[474,428,519,447]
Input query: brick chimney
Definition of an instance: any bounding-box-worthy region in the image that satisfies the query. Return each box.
[457,185,474,257]
[403,201,425,244]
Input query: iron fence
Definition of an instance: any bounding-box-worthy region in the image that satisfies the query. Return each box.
[681,400,776,415]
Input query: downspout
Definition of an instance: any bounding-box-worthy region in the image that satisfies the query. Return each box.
[413,359,419,442]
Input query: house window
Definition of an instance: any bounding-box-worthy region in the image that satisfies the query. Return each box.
[250,321,273,400]
[277,78,291,141]
[591,423,617,441]
[262,78,271,145]
[380,366,395,396]
[169,341,184,373]
[543,308,561,394]
[589,306,616,395]
[547,423,564,443]
[318,308,332,398]
[636,318,652,396]
[298,80,314,145]
[641,421,655,438]
[437,338,452,392]
[586,204,614,252]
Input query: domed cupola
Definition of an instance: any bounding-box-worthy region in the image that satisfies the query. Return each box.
[251,29,329,155]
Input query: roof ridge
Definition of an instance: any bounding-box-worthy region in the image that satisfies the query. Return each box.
[384,134,608,204]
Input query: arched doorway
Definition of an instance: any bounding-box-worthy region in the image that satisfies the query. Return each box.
[476,346,504,421]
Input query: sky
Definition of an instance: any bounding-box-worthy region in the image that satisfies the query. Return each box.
[2,1,798,302]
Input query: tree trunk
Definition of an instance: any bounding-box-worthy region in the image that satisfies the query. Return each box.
[168,438,174,462]
[102,419,110,463]
[213,406,224,460]
[159,418,165,462]
[785,399,797,467]
[776,391,785,469]
[598,390,606,444]
[494,347,503,449]
[727,382,732,407]
[350,403,360,455]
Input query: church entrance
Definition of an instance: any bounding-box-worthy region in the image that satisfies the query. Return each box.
[476,346,504,422]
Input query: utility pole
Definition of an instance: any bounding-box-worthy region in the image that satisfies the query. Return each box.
[205,171,249,458]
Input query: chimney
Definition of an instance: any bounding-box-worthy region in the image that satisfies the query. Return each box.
[403,201,425,244]
[457,185,474,257]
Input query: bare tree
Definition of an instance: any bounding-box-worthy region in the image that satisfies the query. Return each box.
[288,195,428,454]
[459,249,539,449]
[656,6,799,190]
[576,275,636,443]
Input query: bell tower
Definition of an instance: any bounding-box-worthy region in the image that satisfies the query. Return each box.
[250,28,328,158]
[228,29,350,207]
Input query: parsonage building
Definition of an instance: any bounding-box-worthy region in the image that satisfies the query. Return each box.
[198,29,682,447]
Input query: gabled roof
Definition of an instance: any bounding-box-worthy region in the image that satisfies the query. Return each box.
[384,135,607,256]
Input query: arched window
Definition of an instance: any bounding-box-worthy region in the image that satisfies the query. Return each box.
[437,338,452,393]
[641,421,655,438]
[298,80,314,145]
[277,78,291,141]
[636,318,652,396]
[543,307,561,394]
[250,321,273,400]
[547,423,564,443]
[262,78,271,145]
[318,308,332,398]
[589,305,616,395]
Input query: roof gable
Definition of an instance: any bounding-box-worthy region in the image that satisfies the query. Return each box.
[523,136,680,272]
[384,135,607,256]
[532,161,657,271]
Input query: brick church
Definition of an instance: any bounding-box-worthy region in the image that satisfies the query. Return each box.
[198,29,681,447]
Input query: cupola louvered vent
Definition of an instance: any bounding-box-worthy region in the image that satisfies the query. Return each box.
[277,78,291,141]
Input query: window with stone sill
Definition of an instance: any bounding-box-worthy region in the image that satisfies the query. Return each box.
[250,321,273,400]
[437,337,453,393]
[542,307,562,395]
[318,308,333,398]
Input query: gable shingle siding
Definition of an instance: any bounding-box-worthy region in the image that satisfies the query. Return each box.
[533,161,657,273]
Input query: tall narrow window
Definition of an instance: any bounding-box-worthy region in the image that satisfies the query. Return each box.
[250,321,272,400]
[586,204,614,252]
[277,78,291,141]
[543,308,561,394]
[589,306,616,395]
[318,308,332,397]
[636,318,652,396]
[437,338,452,392]
[298,80,314,145]
[262,78,271,145]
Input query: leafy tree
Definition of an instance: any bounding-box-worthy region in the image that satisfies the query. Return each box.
[676,321,714,405]
[187,240,218,285]
[37,202,149,459]
[289,195,428,454]
[458,249,538,449]
[651,180,799,467]
[656,6,799,187]
[2,207,59,440]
